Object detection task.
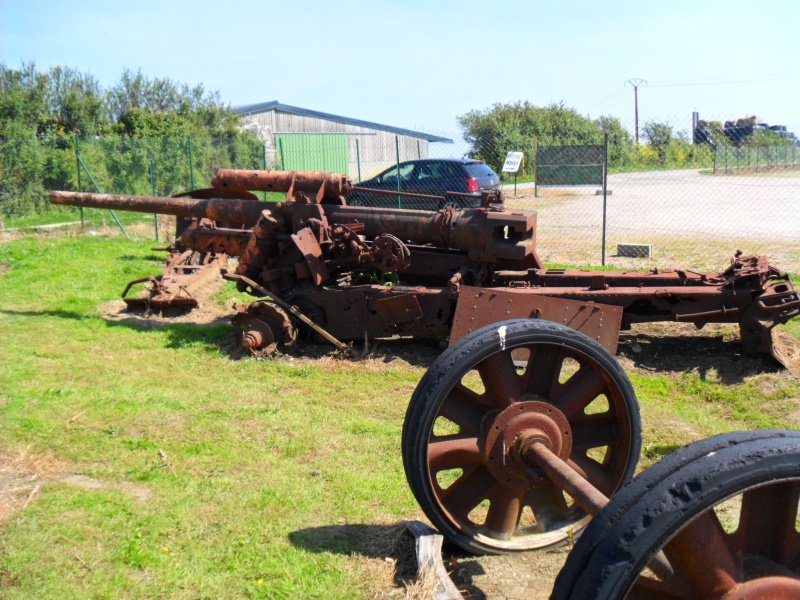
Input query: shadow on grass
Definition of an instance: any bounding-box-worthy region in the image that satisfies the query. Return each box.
[617,330,782,384]
[0,308,444,367]
[114,254,165,262]
[0,308,241,358]
[289,523,487,597]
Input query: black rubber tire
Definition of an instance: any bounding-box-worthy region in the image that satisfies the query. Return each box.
[402,318,642,555]
[551,429,800,600]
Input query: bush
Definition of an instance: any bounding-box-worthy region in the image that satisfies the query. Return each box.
[458,101,634,175]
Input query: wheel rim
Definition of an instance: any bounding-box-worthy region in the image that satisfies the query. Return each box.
[425,340,635,551]
[629,479,800,599]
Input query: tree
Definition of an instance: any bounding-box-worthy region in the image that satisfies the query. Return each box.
[47,66,104,136]
[641,120,674,161]
[742,128,793,147]
[458,101,634,174]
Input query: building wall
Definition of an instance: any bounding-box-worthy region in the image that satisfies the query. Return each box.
[238,110,430,180]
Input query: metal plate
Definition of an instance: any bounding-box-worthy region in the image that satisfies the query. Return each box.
[450,286,623,353]
[291,227,329,286]
[376,293,424,325]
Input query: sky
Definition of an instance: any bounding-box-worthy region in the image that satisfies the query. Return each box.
[2,0,799,139]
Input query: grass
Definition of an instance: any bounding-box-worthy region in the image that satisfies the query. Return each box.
[0,234,799,598]
[699,163,800,177]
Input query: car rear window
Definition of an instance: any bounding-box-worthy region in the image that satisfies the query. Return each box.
[464,162,496,178]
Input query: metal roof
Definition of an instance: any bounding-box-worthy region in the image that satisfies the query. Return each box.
[234,101,453,143]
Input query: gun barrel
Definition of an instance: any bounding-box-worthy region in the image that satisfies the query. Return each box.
[49,191,267,225]
[211,169,354,197]
[49,190,536,260]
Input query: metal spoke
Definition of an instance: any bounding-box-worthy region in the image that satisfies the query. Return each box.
[737,481,800,564]
[440,466,496,521]
[428,436,481,473]
[664,511,740,597]
[438,383,490,435]
[484,485,524,539]
[571,414,617,451]
[567,454,612,493]
[526,481,569,528]
[629,575,688,600]
[477,350,522,407]
[550,364,607,418]
[523,344,563,398]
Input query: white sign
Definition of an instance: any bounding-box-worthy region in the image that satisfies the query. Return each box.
[502,151,524,173]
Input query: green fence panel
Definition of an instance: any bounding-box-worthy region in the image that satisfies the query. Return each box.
[274,134,348,173]
[536,144,604,186]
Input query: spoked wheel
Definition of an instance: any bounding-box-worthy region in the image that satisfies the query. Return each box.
[402,319,642,554]
[552,430,800,600]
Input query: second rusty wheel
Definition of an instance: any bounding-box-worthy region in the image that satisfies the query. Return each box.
[552,430,800,599]
[402,319,641,554]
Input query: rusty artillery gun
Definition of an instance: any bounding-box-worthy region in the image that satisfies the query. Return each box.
[50,168,799,363]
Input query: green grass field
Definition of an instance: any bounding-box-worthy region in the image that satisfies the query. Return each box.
[0,234,798,598]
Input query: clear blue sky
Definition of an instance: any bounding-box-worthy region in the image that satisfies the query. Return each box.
[2,0,798,136]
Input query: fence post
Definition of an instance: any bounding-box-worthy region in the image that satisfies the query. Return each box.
[262,144,268,201]
[756,146,759,170]
[713,146,717,174]
[417,139,421,159]
[188,136,196,189]
[395,135,401,209]
[601,133,608,266]
[75,135,84,230]
[279,137,285,170]
[355,138,362,182]
[534,139,538,198]
[150,159,158,242]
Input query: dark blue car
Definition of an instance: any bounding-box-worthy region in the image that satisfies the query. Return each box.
[348,158,500,210]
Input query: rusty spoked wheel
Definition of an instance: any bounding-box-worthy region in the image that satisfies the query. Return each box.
[552,430,800,600]
[232,301,297,357]
[402,319,641,554]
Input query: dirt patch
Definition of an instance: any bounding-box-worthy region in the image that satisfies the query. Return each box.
[0,449,153,524]
[0,262,9,275]
[99,272,232,329]
[0,448,68,523]
[447,545,572,600]
[57,474,153,503]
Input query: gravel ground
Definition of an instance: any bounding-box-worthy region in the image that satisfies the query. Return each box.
[504,169,800,272]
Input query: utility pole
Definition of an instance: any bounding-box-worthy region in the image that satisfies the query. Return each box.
[625,78,647,144]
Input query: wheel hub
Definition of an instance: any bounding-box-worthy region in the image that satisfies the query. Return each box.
[722,576,800,600]
[232,301,296,357]
[483,401,572,491]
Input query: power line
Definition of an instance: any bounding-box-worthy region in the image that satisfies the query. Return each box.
[649,76,799,87]
[586,87,628,112]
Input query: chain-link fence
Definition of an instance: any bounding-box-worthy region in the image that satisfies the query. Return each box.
[2,116,799,274]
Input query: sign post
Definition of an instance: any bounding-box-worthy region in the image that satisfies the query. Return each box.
[502,151,524,196]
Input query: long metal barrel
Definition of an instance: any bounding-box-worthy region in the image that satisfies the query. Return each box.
[211,169,354,197]
[49,191,268,225]
[50,191,452,241]
[48,191,535,257]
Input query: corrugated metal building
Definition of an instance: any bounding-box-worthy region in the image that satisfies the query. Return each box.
[235,101,452,181]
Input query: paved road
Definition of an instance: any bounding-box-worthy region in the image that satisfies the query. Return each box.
[506,169,799,241]
[502,168,799,271]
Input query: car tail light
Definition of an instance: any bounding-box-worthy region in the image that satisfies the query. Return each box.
[465,178,479,191]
